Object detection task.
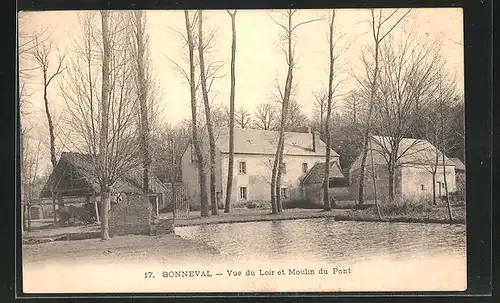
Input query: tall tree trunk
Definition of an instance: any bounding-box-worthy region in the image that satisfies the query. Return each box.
[43,67,59,221]
[442,151,452,221]
[388,167,395,202]
[357,9,411,205]
[99,10,111,240]
[432,172,437,205]
[225,10,237,213]
[198,11,218,216]
[323,9,336,211]
[271,11,294,214]
[369,141,382,219]
[275,146,284,213]
[432,136,439,205]
[133,11,152,211]
[100,184,110,239]
[357,43,379,205]
[440,94,452,221]
[184,11,209,217]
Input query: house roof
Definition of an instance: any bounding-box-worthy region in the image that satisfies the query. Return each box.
[349,136,455,172]
[39,152,168,198]
[210,127,339,157]
[302,161,345,185]
[449,157,465,171]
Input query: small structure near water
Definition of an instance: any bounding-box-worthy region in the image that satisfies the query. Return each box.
[38,152,172,236]
[301,161,349,205]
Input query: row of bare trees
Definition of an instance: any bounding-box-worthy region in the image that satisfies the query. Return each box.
[20,11,162,239]
[19,9,464,232]
[322,9,463,220]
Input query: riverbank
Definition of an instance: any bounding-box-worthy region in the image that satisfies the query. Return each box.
[171,205,465,226]
[171,208,342,227]
[334,205,466,224]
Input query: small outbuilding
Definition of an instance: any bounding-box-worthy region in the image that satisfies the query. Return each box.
[301,161,348,204]
[39,152,169,235]
[349,136,456,201]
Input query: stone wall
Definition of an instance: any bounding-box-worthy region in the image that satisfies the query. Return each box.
[109,194,151,237]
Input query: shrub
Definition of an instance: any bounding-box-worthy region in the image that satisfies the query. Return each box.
[57,204,95,226]
[378,197,434,216]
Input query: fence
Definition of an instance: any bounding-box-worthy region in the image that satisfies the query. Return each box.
[162,182,190,219]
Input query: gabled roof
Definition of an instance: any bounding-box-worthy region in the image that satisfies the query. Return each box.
[302,161,345,185]
[209,127,339,157]
[449,157,465,171]
[39,152,168,198]
[349,136,455,172]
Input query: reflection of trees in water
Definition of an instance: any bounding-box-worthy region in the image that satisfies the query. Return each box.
[269,221,290,256]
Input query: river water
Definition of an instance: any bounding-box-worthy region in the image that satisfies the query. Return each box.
[176,218,466,264]
[175,218,467,291]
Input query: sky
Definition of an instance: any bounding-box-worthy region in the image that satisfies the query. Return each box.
[19,8,464,174]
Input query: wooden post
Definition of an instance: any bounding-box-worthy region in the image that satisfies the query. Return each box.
[51,191,57,224]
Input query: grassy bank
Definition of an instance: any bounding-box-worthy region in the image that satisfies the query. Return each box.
[335,204,466,224]
[170,203,465,227]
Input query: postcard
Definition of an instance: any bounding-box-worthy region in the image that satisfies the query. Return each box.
[19,8,466,294]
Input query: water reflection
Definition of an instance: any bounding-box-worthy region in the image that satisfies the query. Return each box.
[176,219,466,265]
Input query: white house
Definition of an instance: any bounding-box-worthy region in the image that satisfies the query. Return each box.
[349,136,457,201]
[181,128,341,207]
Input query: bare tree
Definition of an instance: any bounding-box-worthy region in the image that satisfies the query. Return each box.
[61,11,141,240]
[277,99,310,132]
[129,10,154,212]
[167,11,215,216]
[235,106,252,129]
[21,134,43,232]
[253,102,277,130]
[210,104,230,127]
[313,90,327,135]
[31,35,65,223]
[198,10,220,216]
[369,33,443,202]
[356,8,412,205]
[322,9,337,211]
[184,11,210,217]
[429,72,459,219]
[224,9,237,213]
[269,10,322,213]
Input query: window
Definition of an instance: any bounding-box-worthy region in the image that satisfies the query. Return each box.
[239,187,247,200]
[420,184,425,191]
[302,163,308,173]
[281,163,287,175]
[238,161,247,174]
[280,188,288,199]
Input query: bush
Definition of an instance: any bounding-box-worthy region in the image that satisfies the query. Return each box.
[378,197,434,216]
[57,204,95,226]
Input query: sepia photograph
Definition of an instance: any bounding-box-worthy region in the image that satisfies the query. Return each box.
[18,7,466,294]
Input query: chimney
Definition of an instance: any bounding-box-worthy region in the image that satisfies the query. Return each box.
[312,131,321,152]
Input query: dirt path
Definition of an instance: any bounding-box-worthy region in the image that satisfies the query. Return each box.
[23,234,220,265]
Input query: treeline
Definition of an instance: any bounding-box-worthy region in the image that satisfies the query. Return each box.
[19,9,464,237]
